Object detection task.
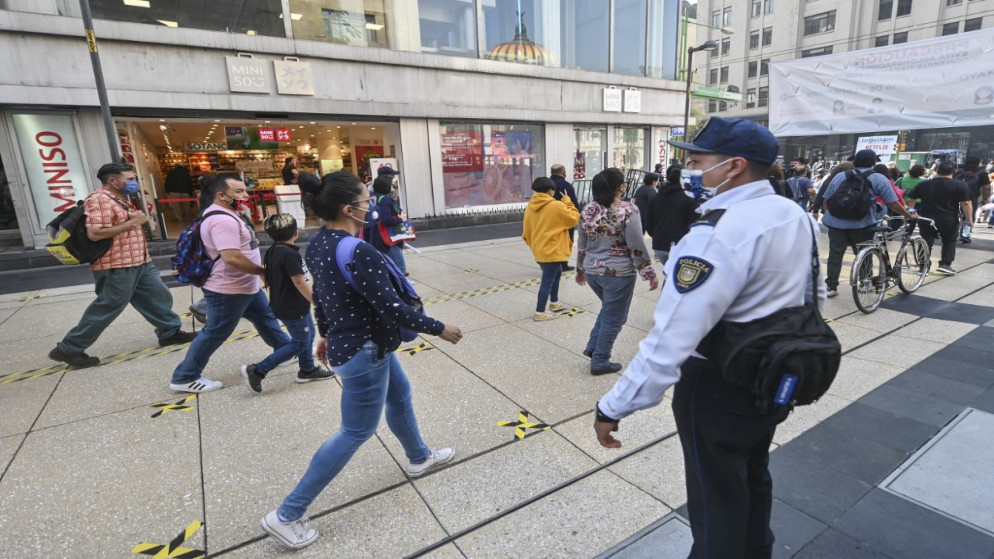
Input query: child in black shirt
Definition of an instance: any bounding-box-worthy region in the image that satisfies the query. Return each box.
[241,214,334,393]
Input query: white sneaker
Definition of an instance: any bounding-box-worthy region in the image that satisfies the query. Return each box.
[261,510,318,550]
[547,302,566,312]
[826,289,839,298]
[405,448,455,478]
[169,377,223,393]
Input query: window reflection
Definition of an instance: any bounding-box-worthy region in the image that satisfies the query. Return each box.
[482,0,608,72]
[419,0,477,57]
[439,122,545,208]
[613,0,647,76]
[613,127,646,173]
[289,1,389,47]
[84,0,285,36]
[574,127,606,180]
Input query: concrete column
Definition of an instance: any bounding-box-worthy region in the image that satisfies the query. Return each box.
[398,118,435,219]
[544,123,573,179]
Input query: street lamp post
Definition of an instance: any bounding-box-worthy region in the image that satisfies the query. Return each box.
[683,40,719,143]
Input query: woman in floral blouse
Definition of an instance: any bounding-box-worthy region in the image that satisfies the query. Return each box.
[576,168,659,375]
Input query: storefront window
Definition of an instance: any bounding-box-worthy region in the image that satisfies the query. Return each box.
[646,0,680,79]
[419,0,477,57]
[439,122,544,208]
[613,0,647,76]
[482,0,608,72]
[573,127,606,180]
[290,1,390,47]
[613,127,646,173]
[0,157,17,231]
[78,0,286,37]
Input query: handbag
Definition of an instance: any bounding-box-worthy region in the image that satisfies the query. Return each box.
[697,217,842,411]
[378,219,417,247]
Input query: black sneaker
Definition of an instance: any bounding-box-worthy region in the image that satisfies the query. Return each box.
[582,349,593,359]
[296,366,335,383]
[159,330,197,347]
[591,362,623,376]
[48,346,99,369]
[189,305,207,324]
[240,364,264,393]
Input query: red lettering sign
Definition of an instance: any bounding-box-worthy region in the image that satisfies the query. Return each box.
[35,131,76,212]
[276,128,292,142]
[259,127,275,141]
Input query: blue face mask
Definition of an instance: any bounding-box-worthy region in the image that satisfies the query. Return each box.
[122,180,139,195]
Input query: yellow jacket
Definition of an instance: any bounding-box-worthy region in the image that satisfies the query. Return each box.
[522,192,580,262]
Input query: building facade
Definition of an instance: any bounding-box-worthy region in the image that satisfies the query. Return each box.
[691,0,994,162]
[0,0,685,250]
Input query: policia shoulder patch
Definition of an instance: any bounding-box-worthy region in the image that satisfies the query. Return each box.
[674,257,714,293]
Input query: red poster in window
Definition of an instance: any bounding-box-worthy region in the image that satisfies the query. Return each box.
[440,131,484,173]
[259,127,275,141]
[275,128,292,141]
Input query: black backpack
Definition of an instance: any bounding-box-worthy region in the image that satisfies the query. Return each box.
[827,170,874,220]
[698,217,842,411]
[44,193,129,265]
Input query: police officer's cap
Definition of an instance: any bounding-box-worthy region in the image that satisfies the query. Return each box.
[669,117,779,165]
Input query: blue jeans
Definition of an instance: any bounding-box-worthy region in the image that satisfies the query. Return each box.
[584,274,637,369]
[278,341,432,520]
[170,289,290,384]
[254,313,316,375]
[387,244,407,274]
[59,262,181,353]
[536,262,563,312]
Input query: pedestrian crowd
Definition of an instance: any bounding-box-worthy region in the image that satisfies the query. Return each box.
[42,123,992,556]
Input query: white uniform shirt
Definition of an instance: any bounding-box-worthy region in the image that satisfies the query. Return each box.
[599,180,827,420]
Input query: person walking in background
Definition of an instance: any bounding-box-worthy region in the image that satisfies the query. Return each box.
[282,157,299,185]
[169,175,291,393]
[48,163,196,369]
[768,164,791,198]
[631,172,658,233]
[366,174,409,275]
[550,164,578,271]
[906,160,973,275]
[522,176,580,321]
[645,164,699,267]
[240,213,334,393]
[576,168,658,375]
[896,164,926,195]
[260,171,462,550]
[787,159,814,209]
[164,162,194,221]
[810,161,854,222]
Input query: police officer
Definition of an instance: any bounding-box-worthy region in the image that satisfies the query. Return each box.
[593,117,826,559]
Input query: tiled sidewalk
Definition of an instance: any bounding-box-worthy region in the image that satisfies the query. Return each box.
[0,227,992,558]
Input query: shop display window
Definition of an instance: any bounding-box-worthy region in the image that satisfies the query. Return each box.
[613,127,647,173]
[573,127,606,180]
[50,0,288,37]
[439,122,544,208]
[612,0,648,76]
[290,0,390,48]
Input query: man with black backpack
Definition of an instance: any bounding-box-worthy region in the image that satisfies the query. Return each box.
[48,163,196,369]
[821,149,917,298]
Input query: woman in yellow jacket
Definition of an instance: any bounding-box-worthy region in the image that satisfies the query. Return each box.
[523,176,580,321]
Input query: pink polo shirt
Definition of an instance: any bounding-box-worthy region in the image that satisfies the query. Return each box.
[201,204,261,295]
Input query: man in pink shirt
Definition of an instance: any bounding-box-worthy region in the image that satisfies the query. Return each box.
[169,175,290,393]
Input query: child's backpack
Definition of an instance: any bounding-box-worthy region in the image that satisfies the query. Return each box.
[335,235,424,342]
[171,211,240,286]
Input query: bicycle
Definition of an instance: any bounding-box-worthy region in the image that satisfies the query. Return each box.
[849,215,936,314]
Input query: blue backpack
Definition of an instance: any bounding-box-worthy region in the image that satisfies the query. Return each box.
[335,235,423,342]
[171,211,240,287]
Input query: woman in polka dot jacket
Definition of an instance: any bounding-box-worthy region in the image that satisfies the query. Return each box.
[259,171,463,550]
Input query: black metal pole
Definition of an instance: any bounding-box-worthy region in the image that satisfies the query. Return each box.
[683,47,693,143]
[79,0,120,162]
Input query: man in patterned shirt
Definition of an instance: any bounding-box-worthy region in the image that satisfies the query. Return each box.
[48,163,195,368]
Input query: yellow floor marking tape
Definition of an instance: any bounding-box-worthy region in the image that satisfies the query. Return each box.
[497,411,551,440]
[150,395,198,418]
[130,521,204,559]
[400,342,434,357]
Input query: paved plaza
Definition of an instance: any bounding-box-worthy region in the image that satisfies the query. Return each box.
[1,226,993,558]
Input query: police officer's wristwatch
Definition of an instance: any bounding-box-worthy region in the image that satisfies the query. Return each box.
[595,402,619,424]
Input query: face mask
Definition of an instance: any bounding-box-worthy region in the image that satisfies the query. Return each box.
[348,203,379,225]
[685,159,734,200]
[222,194,244,212]
[122,180,139,196]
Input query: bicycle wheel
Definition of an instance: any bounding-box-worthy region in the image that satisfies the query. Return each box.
[896,237,931,294]
[851,247,887,313]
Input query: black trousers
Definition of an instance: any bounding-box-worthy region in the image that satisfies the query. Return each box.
[919,214,958,267]
[672,358,791,559]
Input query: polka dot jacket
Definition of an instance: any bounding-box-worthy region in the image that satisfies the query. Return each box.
[306,228,444,366]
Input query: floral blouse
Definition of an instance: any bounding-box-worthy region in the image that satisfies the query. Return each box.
[576,200,657,282]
